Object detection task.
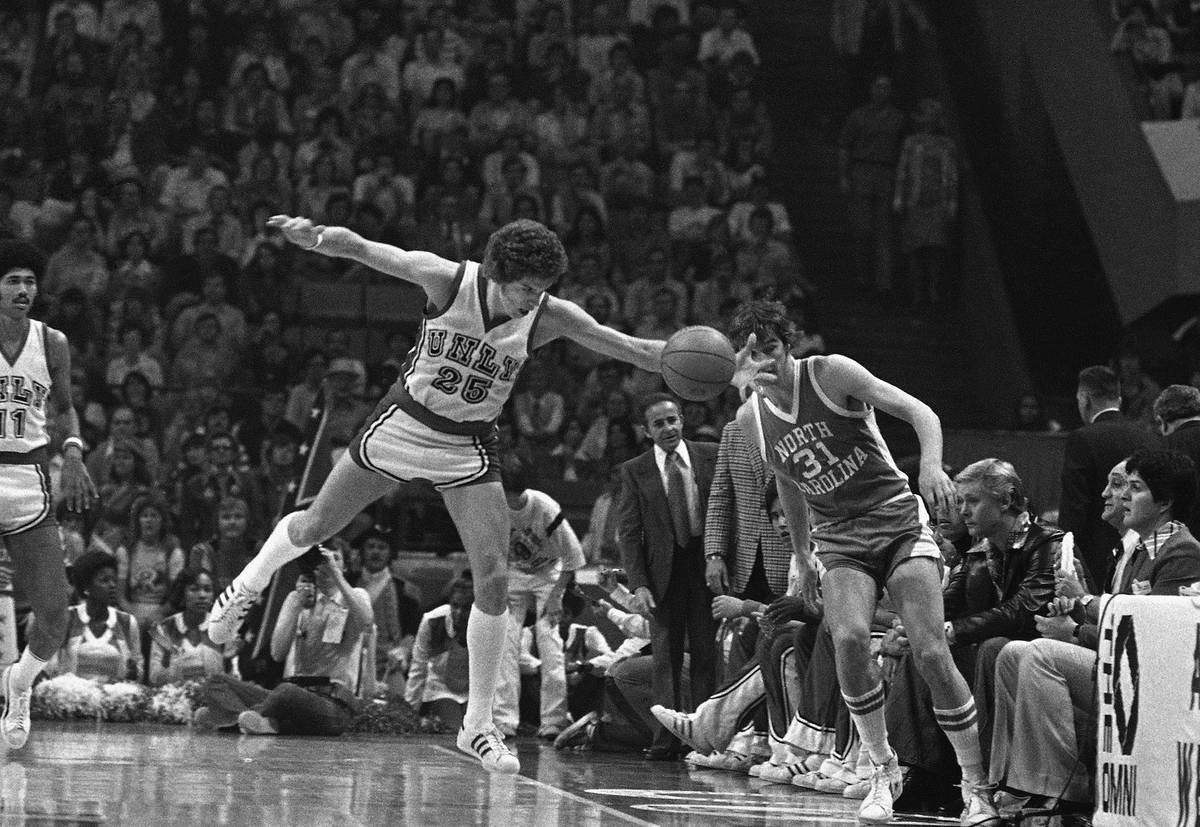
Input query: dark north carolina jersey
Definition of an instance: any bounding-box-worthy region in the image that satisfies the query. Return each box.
[396,260,545,434]
[751,356,912,526]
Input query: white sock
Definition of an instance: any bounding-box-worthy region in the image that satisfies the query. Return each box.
[236,512,310,592]
[7,649,46,693]
[462,605,508,732]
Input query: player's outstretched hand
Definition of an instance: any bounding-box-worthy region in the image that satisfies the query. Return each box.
[60,451,97,514]
[267,214,326,250]
[731,333,776,394]
[919,463,956,522]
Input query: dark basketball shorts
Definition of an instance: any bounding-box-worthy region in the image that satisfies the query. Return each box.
[812,494,942,589]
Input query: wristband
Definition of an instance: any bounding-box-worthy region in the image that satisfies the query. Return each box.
[300,229,324,251]
[705,553,725,561]
[62,436,85,454]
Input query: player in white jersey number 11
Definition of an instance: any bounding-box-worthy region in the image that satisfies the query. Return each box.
[206,215,770,775]
[0,240,97,750]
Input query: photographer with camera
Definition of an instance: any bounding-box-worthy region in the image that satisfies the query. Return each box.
[196,547,373,735]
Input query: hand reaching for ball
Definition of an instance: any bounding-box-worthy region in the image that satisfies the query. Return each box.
[731,333,778,394]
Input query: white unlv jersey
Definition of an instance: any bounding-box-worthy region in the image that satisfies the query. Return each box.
[0,319,52,453]
[508,489,585,576]
[401,261,545,429]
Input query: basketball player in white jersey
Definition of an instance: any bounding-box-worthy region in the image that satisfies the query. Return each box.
[208,215,674,774]
[0,240,97,748]
[495,458,585,739]
[728,300,1000,826]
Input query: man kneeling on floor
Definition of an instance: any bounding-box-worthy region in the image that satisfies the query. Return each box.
[197,547,373,734]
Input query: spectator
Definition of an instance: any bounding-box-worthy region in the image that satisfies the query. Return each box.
[618,394,719,759]
[322,358,372,451]
[404,27,467,114]
[838,74,905,297]
[168,312,240,390]
[405,577,475,730]
[1011,393,1061,433]
[105,321,163,391]
[115,498,185,651]
[46,550,141,684]
[622,245,688,329]
[356,528,420,696]
[735,206,811,299]
[512,360,566,453]
[284,349,329,430]
[228,27,290,95]
[255,428,301,526]
[148,567,233,686]
[884,459,1059,799]
[576,2,628,81]
[727,171,792,245]
[200,548,372,735]
[235,385,302,469]
[222,62,292,139]
[1116,350,1161,428]
[43,217,109,302]
[467,72,532,154]
[893,98,958,310]
[411,78,469,159]
[106,178,166,258]
[704,421,792,609]
[698,4,760,70]
[1111,1,1183,118]
[181,435,265,555]
[1155,384,1200,533]
[990,449,1200,825]
[96,437,153,540]
[1059,365,1158,591]
[339,30,401,106]
[158,143,230,226]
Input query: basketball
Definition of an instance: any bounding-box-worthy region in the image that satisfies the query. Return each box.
[661,326,737,401]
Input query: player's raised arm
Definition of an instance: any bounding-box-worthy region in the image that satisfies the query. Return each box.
[817,353,955,517]
[534,295,665,372]
[267,214,459,301]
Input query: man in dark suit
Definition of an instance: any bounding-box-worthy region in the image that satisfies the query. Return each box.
[1059,365,1158,591]
[1155,384,1200,536]
[617,393,718,758]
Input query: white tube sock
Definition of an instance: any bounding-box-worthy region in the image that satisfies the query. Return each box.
[7,649,46,693]
[236,512,310,592]
[462,605,508,732]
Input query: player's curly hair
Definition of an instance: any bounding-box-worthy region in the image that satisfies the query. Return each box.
[481,219,568,285]
[727,299,796,350]
[0,239,45,279]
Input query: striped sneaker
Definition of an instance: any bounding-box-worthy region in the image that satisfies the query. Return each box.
[650,704,713,753]
[458,725,520,774]
[207,581,260,645]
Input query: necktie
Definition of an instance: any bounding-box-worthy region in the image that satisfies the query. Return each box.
[666,450,693,544]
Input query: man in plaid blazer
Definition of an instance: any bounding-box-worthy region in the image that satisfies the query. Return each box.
[704,420,793,603]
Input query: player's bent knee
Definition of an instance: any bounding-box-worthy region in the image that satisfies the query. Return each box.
[829,624,872,655]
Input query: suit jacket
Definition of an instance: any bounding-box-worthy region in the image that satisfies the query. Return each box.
[703,421,791,596]
[1059,410,1157,584]
[1076,525,1200,649]
[943,520,1062,646]
[1166,419,1200,535]
[617,440,718,601]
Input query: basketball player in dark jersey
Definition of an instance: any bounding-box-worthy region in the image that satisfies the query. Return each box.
[729,300,999,826]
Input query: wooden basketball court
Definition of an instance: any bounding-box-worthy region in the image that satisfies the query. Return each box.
[0,723,959,825]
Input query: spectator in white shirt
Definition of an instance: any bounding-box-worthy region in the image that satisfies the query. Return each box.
[159,144,229,223]
[698,5,759,69]
[405,578,475,730]
[106,321,163,390]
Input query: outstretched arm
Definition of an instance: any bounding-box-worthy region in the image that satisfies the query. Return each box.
[267,214,459,304]
[534,295,664,372]
[817,354,955,517]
